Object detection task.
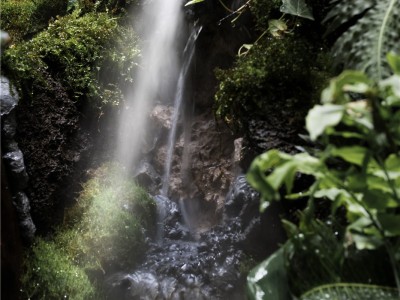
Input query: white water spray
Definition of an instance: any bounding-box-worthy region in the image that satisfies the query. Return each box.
[115,0,184,170]
[161,26,202,197]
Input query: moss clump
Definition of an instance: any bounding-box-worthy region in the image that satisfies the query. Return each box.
[0,0,67,43]
[249,0,281,30]
[215,36,330,131]
[64,163,157,270]
[21,163,156,298]
[3,10,140,109]
[21,239,95,300]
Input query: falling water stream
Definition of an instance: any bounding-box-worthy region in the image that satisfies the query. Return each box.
[161,26,202,197]
[109,1,262,299]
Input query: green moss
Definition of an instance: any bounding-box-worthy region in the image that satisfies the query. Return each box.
[3,10,140,109]
[21,239,95,300]
[0,0,67,42]
[215,36,331,130]
[21,163,156,297]
[249,0,281,31]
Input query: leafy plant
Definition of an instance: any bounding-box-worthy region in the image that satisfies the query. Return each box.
[215,36,329,131]
[324,0,400,79]
[247,54,400,297]
[301,284,399,300]
[280,0,314,20]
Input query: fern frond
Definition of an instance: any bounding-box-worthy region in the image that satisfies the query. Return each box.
[325,0,400,79]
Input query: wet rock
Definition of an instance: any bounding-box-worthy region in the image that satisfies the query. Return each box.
[3,150,28,190]
[1,76,36,243]
[12,192,36,242]
[134,159,160,193]
[0,76,18,117]
[150,105,174,130]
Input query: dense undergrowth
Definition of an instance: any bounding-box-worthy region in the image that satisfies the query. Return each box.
[20,163,156,299]
[1,0,141,232]
[215,0,331,132]
[2,8,140,109]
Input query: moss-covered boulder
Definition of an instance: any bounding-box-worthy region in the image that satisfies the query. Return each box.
[2,8,141,232]
[20,163,156,298]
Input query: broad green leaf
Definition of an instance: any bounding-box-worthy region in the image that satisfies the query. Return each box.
[184,0,204,6]
[321,71,372,104]
[387,52,400,75]
[268,161,297,192]
[330,146,369,166]
[306,104,345,140]
[351,232,384,250]
[385,154,400,171]
[247,247,291,300]
[280,0,314,20]
[301,283,399,300]
[378,213,400,236]
[268,19,288,37]
[380,75,400,99]
[314,188,346,201]
[363,189,393,210]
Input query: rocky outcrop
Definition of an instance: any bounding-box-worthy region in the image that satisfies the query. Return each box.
[14,73,91,233]
[1,75,36,243]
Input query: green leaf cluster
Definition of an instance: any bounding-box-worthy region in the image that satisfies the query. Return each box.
[21,163,156,299]
[247,55,400,297]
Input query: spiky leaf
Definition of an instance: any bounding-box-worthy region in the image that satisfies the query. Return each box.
[324,0,400,79]
[280,0,314,20]
[301,283,399,300]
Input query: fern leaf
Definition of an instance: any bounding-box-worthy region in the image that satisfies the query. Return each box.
[325,0,400,79]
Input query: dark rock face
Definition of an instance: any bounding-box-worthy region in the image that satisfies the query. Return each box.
[106,174,285,299]
[1,75,36,243]
[14,74,90,232]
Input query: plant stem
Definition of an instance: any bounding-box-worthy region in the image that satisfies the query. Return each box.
[384,241,400,296]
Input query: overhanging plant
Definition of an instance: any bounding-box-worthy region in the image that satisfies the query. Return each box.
[324,0,400,80]
[246,53,400,298]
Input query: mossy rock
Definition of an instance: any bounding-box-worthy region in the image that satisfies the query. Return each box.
[21,163,156,298]
[0,0,67,42]
[21,239,95,300]
[64,163,157,270]
[215,35,330,131]
[3,10,140,109]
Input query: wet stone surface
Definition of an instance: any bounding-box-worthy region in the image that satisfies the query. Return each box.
[105,175,267,300]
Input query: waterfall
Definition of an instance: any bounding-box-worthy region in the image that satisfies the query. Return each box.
[115,0,183,171]
[161,26,202,197]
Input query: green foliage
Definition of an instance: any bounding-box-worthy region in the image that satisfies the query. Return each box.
[21,163,156,298]
[215,36,329,130]
[21,239,95,300]
[3,10,140,108]
[280,0,314,20]
[324,0,400,79]
[301,284,399,300]
[247,55,400,297]
[247,247,291,300]
[76,0,137,14]
[0,0,67,42]
[249,0,281,30]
